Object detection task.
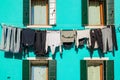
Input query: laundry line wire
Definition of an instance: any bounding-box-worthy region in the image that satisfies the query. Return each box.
[1,23,120,32]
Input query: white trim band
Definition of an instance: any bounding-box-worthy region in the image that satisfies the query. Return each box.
[27,57,53,60]
[27,25,52,28]
[84,57,109,60]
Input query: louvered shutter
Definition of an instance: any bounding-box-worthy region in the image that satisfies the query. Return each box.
[23,0,29,26]
[81,0,88,26]
[106,0,114,25]
[105,60,114,80]
[22,60,30,80]
[49,0,56,25]
[80,60,87,80]
[48,60,56,80]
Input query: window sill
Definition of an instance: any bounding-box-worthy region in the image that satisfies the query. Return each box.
[26,57,52,60]
[84,57,109,60]
[85,25,105,29]
[27,25,52,28]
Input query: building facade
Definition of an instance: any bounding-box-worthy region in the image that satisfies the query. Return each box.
[0,0,120,80]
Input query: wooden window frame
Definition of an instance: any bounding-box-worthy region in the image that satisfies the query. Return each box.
[100,1,104,25]
[100,63,103,80]
[87,60,104,80]
[82,0,114,26]
[29,0,49,26]
[81,60,114,80]
[22,60,56,80]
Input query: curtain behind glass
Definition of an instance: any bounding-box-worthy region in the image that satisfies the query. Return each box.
[88,1,100,25]
[87,65,100,80]
[31,0,46,25]
[31,66,47,80]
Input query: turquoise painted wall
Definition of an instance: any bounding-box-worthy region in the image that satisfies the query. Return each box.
[0,0,120,80]
[0,0,23,80]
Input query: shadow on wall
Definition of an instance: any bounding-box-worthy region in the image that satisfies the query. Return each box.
[4,46,34,59]
[87,47,115,58]
[5,52,23,59]
[4,43,116,59]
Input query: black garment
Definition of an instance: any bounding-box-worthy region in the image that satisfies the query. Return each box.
[90,29,103,53]
[79,38,87,46]
[21,28,35,53]
[110,25,118,50]
[63,42,73,49]
[34,30,47,56]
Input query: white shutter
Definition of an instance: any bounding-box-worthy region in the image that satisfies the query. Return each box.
[49,0,56,25]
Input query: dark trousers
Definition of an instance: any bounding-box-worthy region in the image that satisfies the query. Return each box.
[111,25,118,50]
[90,29,103,53]
[34,30,46,56]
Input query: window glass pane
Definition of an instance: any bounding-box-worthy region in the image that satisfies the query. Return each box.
[88,1,101,25]
[31,66,47,80]
[31,0,47,25]
[87,65,100,80]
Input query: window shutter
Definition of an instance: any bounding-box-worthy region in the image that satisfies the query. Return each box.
[81,0,88,26]
[22,60,30,80]
[80,60,87,80]
[23,0,29,26]
[49,0,56,25]
[104,60,114,80]
[106,0,114,25]
[48,60,56,80]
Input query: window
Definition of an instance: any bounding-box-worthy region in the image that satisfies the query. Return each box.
[31,65,48,80]
[23,0,56,26]
[82,0,114,26]
[22,60,56,80]
[31,0,48,25]
[80,60,114,80]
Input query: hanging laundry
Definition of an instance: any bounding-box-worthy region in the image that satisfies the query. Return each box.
[0,25,11,51]
[0,23,118,57]
[89,29,103,53]
[102,27,113,53]
[78,38,87,46]
[76,30,90,48]
[110,25,118,50]
[46,31,62,55]
[60,30,76,48]
[34,30,47,56]
[0,24,22,53]
[21,28,35,54]
[10,28,22,53]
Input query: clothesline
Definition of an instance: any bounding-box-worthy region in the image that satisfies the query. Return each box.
[1,23,26,29]
[1,23,120,32]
